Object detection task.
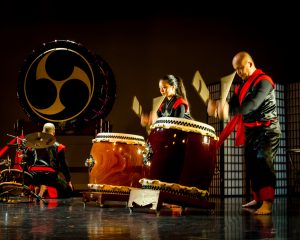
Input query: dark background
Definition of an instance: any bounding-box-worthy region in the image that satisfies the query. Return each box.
[0,1,299,147]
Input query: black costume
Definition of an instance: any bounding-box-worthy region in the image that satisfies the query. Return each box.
[219,69,281,203]
[157,96,192,119]
[27,141,72,198]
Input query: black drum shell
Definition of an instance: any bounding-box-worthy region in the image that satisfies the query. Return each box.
[145,118,217,190]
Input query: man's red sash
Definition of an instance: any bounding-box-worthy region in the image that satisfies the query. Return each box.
[216,69,274,149]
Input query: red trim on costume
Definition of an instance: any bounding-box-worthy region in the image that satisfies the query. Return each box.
[238,70,274,104]
[259,187,275,202]
[217,69,275,148]
[234,85,239,94]
[58,144,65,153]
[173,98,189,111]
[252,187,275,203]
[243,120,272,127]
[158,97,189,112]
[28,166,56,172]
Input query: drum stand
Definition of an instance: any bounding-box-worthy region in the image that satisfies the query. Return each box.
[82,191,130,207]
[128,189,215,216]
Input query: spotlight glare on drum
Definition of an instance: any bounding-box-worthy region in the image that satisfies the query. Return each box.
[182,139,186,144]
[203,135,210,145]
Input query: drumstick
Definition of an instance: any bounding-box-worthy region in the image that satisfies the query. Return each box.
[132,96,143,118]
[152,96,164,113]
[220,71,236,108]
[192,70,210,105]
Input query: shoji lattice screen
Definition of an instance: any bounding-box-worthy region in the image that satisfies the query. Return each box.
[286,82,300,195]
[207,83,222,196]
[274,84,286,196]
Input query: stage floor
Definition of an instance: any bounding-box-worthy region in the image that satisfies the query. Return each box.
[0,195,299,239]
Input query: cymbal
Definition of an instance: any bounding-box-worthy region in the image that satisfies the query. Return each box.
[25,132,56,149]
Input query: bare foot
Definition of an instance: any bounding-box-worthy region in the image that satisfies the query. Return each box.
[242,200,258,208]
[254,201,272,215]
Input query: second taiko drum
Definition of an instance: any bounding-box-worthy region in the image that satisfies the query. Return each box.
[87,133,146,189]
[144,117,218,190]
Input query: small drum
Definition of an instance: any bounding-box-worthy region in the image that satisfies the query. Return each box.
[0,169,33,194]
[86,133,146,189]
[144,117,218,190]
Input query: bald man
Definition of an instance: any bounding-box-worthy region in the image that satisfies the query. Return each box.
[33,123,73,198]
[209,52,281,215]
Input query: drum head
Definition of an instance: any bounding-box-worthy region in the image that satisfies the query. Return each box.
[93,132,145,145]
[17,40,116,130]
[151,117,217,139]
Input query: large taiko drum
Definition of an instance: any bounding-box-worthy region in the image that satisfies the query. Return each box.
[17,40,116,131]
[86,133,146,189]
[144,117,218,190]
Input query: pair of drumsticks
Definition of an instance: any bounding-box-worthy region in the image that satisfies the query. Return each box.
[132,70,236,121]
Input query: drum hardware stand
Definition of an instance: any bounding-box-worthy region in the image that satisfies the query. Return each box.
[82,184,132,207]
[82,190,130,207]
[0,135,47,204]
[0,162,47,204]
[0,182,46,204]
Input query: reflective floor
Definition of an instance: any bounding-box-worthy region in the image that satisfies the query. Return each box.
[0,194,299,239]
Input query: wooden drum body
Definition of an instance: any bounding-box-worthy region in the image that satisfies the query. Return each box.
[86,133,146,189]
[145,117,218,190]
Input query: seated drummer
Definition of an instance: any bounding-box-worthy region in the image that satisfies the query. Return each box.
[141,74,192,127]
[28,123,73,199]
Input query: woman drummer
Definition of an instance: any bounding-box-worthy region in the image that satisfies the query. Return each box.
[141,74,192,127]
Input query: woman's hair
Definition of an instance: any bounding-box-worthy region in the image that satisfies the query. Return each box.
[161,74,187,100]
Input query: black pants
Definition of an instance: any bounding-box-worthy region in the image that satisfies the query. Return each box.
[244,121,281,193]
